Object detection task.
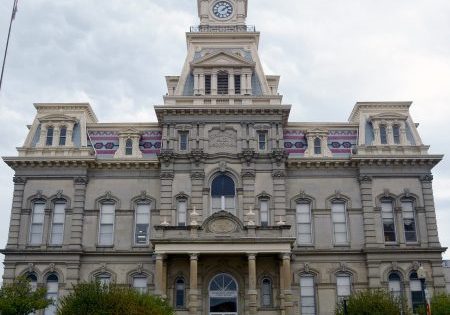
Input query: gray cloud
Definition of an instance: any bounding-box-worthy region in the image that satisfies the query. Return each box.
[0,0,449,278]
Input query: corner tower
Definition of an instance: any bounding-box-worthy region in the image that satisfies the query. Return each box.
[164,0,282,105]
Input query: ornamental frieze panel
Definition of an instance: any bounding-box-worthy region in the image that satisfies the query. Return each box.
[208,128,237,154]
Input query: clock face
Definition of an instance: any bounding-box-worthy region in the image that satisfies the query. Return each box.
[213,1,233,19]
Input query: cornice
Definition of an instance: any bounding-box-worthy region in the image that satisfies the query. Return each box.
[348,101,412,122]
[2,157,160,170]
[34,102,98,123]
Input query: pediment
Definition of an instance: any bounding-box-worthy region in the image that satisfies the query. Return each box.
[118,127,142,136]
[191,51,255,68]
[38,114,78,123]
[369,112,408,121]
[202,211,244,235]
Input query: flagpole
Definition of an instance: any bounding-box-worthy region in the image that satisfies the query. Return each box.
[0,0,18,93]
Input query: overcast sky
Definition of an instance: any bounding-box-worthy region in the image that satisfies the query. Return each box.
[0,0,449,279]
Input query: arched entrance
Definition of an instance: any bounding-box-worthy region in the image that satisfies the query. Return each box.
[209,273,238,315]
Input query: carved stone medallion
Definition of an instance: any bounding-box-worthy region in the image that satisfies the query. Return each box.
[209,218,237,234]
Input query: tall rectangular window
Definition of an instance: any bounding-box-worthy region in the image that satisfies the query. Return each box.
[177,200,187,227]
[300,275,316,315]
[30,202,45,245]
[393,125,401,144]
[314,138,322,155]
[50,202,66,245]
[205,75,211,95]
[133,276,148,294]
[260,200,269,227]
[234,75,241,94]
[99,203,115,246]
[381,200,396,243]
[217,71,229,95]
[179,132,188,151]
[296,202,312,245]
[380,125,388,144]
[135,203,150,245]
[331,202,348,244]
[258,131,267,151]
[59,127,67,146]
[402,200,417,242]
[46,127,54,146]
[336,274,351,301]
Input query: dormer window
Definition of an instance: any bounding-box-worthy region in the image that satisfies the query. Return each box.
[46,126,54,146]
[314,138,322,155]
[125,139,133,156]
[205,75,212,95]
[234,74,241,95]
[393,125,401,144]
[217,71,229,95]
[380,125,388,144]
[59,126,67,146]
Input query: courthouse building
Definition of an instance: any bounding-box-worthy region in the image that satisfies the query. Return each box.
[1,1,447,314]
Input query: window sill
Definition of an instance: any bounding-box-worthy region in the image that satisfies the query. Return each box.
[333,244,350,248]
[96,245,114,249]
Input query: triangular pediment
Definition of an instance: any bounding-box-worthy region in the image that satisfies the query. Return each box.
[191,51,255,68]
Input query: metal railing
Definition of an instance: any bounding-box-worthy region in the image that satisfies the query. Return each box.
[190,25,256,33]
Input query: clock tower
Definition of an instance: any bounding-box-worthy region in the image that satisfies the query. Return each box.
[198,0,248,26]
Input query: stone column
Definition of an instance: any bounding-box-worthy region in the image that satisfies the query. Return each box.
[155,254,165,297]
[400,121,408,145]
[247,254,257,314]
[228,71,235,95]
[279,259,286,315]
[194,72,200,95]
[372,121,380,145]
[65,123,74,147]
[246,72,253,95]
[386,122,394,145]
[420,175,441,247]
[37,124,48,147]
[189,254,199,314]
[240,73,247,95]
[6,177,27,249]
[199,74,205,95]
[211,72,218,95]
[282,253,293,315]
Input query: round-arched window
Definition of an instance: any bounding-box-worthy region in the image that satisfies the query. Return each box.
[211,174,236,214]
[209,273,238,314]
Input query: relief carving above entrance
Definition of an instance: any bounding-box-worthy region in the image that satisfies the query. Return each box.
[203,210,244,236]
[208,129,237,153]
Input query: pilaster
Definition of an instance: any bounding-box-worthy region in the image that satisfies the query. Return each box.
[358,175,378,247]
[420,175,441,247]
[6,176,27,249]
[71,177,88,250]
[189,254,199,315]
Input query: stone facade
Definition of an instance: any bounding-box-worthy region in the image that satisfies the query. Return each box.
[1,1,446,315]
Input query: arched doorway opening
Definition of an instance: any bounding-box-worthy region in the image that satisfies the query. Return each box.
[209,273,238,315]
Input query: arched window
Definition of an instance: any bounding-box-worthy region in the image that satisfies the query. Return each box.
[46,126,54,146]
[211,174,236,213]
[29,200,46,245]
[388,272,402,298]
[44,274,59,315]
[261,277,273,308]
[50,200,66,245]
[59,126,67,146]
[135,202,151,245]
[217,71,229,95]
[133,275,148,294]
[209,274,238,313]
[336,273,351,301]
[410,272,425,312]
[296,200,312,245]
[381,198,396,243]
[331,201,348,244]
[125,139,133,155]
[97,273,112,286]
[174,277,186,309]
[27,273,38,292]
[99,202,115,246]
[380,125,388,144]
[300,274,316,315]
[401,198,417,243]
[177,199,187,227]
[313,137,321,155]
[393,125,401,144]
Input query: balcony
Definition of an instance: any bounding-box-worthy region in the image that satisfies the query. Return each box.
[190,25,256,33]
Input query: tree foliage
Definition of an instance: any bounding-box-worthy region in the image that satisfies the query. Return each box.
[57,281,174,315]
[416,293,450,315]
[335,289,411,315]
[0,276,51,315]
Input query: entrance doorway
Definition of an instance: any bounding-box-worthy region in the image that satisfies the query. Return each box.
[209,273,238,315]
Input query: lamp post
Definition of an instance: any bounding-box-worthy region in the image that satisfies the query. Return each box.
[343,298,348,315]
[417,266,431,315]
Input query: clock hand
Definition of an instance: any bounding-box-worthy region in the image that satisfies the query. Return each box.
[219,6,227,14]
